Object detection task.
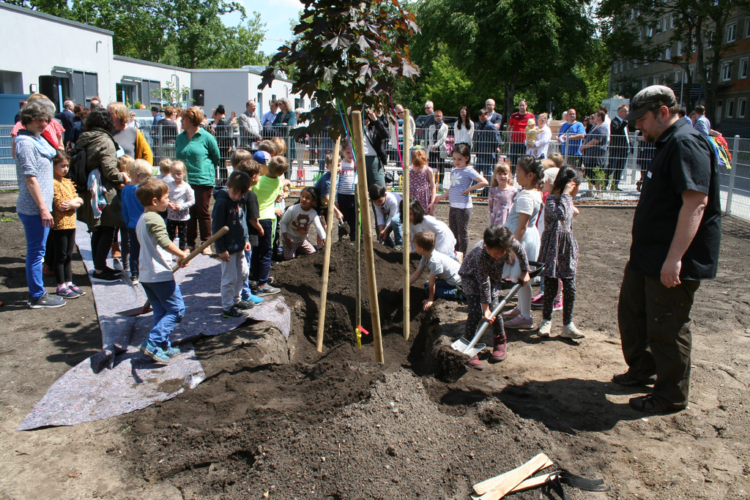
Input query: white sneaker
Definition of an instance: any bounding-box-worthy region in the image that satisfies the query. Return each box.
[538,319,552,337]
[560,323,585,339]
[112,258,123,271]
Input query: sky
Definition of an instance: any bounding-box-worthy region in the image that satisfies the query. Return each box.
[222,0,304,57]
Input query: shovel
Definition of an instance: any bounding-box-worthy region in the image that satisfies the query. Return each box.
[116,226,229,317]
[451,261,544,358]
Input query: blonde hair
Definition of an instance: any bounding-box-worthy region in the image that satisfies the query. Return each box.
[170,160,186,176]
[117,155,135,174]
[411,149,427,168]
[107,102,129,125]
[490,162,511,188]
[541,159,556,170]
[231,149,253,168]
[548,152,564,169]
[271,137,287,156]
[267,156,289,176]
[131,159,154,179]
[27,93,49,102]
[257,140,277,155]
[538,112,548,122]
[413,231,436,252]
[159,158,173,175]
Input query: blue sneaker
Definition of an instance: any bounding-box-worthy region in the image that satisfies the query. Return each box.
[163,346,180,358]
[139,340,170,363]
[247,293,263,305]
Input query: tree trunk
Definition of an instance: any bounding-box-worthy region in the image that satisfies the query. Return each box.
[503,71,519,123]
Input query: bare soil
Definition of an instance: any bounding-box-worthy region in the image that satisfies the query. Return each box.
[1,191,749,499]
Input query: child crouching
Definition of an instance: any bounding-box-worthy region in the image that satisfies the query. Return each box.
[458,225,530,370]
[212,171,254,318]
[135,178,188,363]
[403,231,462,311]
[280,187,325,260]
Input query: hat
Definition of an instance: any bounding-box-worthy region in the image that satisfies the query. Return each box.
[543,167,559,185]
[624,85,677,120]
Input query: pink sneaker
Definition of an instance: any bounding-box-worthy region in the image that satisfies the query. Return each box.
[502,307,521,318]
[504,315,534,329]
[467,354,484,370]
[553,301,563,311]
[531,293,544,309]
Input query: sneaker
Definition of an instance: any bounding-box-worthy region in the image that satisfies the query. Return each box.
[28,292,66,309]
[467,354,484,370]
[112,258,123,271]
[42,264,55,276]
[504,315,534,329]
[223,305,248,318]
[90,270,122,283]
[502,307,521,318]
[57,287,81,299]
[139,340,170,363]
[105,266,122,276]
[68,285,85,296]
[256,284,281,296]
[394,244,403,252]
[531,292,545,309]
[553,300,563,312]
[538,319,552,337]
[629,394,685,413]
[163,346,181,358]
[246,293,263,305]
[560,323,585,339]
[235,300,255,310]
[130,274,139,285]
[490,337,508,362]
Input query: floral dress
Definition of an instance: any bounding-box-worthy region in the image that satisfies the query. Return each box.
[538,193,578,279]
[488,186,518,226]
[410,166,432,211]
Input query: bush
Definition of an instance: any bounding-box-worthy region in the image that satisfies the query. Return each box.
[133,100,142,110]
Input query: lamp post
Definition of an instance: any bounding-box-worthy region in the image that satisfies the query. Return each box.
[679,61,690,106]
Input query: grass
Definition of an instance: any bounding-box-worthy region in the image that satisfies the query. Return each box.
[0,216,16,223]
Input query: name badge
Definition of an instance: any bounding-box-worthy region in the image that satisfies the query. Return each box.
[647,171,652,178]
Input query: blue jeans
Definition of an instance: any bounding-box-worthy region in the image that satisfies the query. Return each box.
[141,280,185,349]
[127,227,140,276]
[383,212,403,247]
[250,219,274,286]
[19,212,49,300]
[426,279,459,300]
[241,248,253,300]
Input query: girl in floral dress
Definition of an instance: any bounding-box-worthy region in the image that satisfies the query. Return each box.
[537,166,585,339]
[488,162,517,226]
[409,149,436,214]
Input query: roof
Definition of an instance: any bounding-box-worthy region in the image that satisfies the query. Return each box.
[113,55,189,72]
[0,2,114,36]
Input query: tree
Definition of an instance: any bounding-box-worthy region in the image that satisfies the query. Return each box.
[259,0,421,138]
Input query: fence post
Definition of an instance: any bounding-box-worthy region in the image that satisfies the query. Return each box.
[725,135,740,215]
[632,132,640,187]
[563,132,569,166]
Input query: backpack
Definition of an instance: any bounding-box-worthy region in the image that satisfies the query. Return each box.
[67,146,89,194]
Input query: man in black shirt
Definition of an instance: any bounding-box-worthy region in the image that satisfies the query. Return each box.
[614,86,721,413]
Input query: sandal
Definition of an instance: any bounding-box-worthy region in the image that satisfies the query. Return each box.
[629,394,686,413]
[612,372,652,387]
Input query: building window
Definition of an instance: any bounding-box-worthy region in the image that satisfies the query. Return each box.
[746,18,750,37]
[634,59,639,68]
[627,61,631,70]
[257,92,263,116]
[741,58,749,78]
[675,71,682,82]
[671,14,675,29]
[665,47,671,59]
[726,99,734,118]
[613,63,617,74]
[727,23,737,42]
[653,76,659,85]
[648,27,653,37]
[620,61,624,72]
[642,78,648,89]
[722,62,732,81]
[677,41,682,56]
[740,98,747,118]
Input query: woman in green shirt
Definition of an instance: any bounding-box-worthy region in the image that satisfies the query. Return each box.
[176,106,221,253]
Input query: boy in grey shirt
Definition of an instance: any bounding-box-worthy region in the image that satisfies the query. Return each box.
[401,231,462,310]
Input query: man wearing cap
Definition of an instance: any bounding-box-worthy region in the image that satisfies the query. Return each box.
[614,85,721,413]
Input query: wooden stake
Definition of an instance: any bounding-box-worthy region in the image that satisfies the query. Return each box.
[316,137,341,352]
[402,109,412,340]
[356,184,361,331]
[351,111,384,364]
[473,453,553,498]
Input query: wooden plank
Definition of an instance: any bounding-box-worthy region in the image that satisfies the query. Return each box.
[402,109,411,340]
[351,111,384,364]
[316,137,341,352]
[509,471,558,493]
[473,453,553,497]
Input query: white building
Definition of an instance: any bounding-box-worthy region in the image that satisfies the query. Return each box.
[0,2,301,123]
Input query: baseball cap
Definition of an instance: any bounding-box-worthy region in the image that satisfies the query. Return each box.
[624,85,677,120]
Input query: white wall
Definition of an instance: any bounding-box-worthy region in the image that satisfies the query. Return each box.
[248,72,297,116]
[191,70,249,118]
[0,5,113,102]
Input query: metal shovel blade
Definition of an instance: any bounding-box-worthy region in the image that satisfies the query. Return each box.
[450,337,486,358]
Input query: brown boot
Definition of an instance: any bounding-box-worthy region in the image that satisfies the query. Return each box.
[490,335,507,362]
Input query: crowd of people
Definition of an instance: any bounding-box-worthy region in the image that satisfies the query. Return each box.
[13,84,720,414]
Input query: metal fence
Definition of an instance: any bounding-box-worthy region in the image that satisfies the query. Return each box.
[2,123,748,222]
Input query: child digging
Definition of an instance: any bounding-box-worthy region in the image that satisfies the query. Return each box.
[51,151,85,298]
[166,161,195,252]
[121,159,154,284]
[135,178,188,363]
[369,183,403,249]
[537,166,585,339]
[213,171,255,318]
[458,225,530,370]
[402,231,463,311]
[280,187,326,260]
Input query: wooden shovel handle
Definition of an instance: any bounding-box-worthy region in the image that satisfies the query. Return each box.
[171,226,229,272]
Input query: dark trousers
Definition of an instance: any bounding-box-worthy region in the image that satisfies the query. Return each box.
[509,143,526,172]
[338,194,357,240]
[466,294,505,341]
[51,228,76,284]
[167,220,188,250]
[543,277,576,325]
[617,263,700,407]
[250,219,274,286]
[126,227,140,274]
[91,226,115,272]
[188,184,213,248]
